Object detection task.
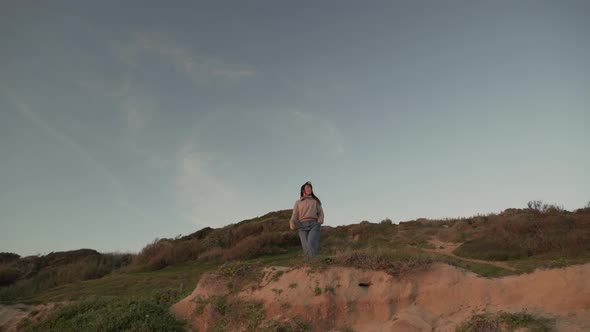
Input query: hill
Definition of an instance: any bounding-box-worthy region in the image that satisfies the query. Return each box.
[1,201,589,331]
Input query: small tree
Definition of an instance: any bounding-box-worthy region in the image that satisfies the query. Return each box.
[527,200,544,212]
[0,252,20,264]
[380,218,393,225]
[527,200,563,214]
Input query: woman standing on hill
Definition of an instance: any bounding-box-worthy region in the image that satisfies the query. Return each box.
[289,181,324,261]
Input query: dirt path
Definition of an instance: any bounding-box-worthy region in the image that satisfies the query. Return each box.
[425,238,517,271]
[0,304,34,331]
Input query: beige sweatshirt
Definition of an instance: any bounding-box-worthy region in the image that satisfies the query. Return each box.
[289,195,324,227]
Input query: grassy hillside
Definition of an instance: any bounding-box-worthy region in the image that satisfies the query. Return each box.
[0,249,132,303]
[1,201,589,331]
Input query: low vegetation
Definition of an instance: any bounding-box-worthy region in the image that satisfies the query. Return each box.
[456,310,554,332]
[1,200,588,330]
[318,248,434,278]
[192,295,265,332]
[19,289,186,332]
[450,205,589,261]
[261,316,312,331]
[0,250,132,302]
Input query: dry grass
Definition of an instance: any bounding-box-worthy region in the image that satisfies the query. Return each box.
[437,221,473,243]
[453,211,590,260]
[134,238,204,270]
[197,246,224,260]
[223,232,299,261]
[329,249,434,277]
[0,252,132,302]
[131,210,298,270]
[0,267,21,286]
[0,253,20,265]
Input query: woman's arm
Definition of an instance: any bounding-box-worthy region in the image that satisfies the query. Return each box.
[289,201,299,230]
[317,204,324,224]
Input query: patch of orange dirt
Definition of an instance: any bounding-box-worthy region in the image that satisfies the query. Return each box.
[0,303,60,332]
[171,263,590,331]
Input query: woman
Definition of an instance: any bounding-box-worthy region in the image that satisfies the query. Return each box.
[289,181,324,261]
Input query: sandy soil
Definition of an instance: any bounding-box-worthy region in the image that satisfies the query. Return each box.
[171,263,590,331]
[0,303,59,332]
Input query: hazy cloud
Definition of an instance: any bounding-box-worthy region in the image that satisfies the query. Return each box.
[175,138,248,228]
[265,109,346,157]
[111,31,255,84]
[122,91,156,134]
[12,100,141,214]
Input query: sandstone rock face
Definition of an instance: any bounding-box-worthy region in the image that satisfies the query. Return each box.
[171,263,590,331]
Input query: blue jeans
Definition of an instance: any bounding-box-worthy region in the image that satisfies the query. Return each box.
[296,220,321,261]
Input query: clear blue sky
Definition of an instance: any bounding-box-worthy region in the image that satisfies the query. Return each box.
[1,1,589,256]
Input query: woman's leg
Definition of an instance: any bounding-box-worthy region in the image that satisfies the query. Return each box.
[297,222,312,261]
[307,221,321,258]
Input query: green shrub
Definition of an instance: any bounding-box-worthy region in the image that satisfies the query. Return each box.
[217,261,264,291]
[527,200,564,215]
[196,295,265,331]
[314,286,322,296]
[218,261,261,279]
[380,218,393,225]
[1,253,133,303]
[144,288,189,307]
[22,297,184,332]
[456,311,553,332]
[0,266,22,286]
[261,315,312,332]
[0,252,20,264]
[454,239,529,261]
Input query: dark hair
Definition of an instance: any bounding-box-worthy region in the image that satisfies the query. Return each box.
[300,181,322,205]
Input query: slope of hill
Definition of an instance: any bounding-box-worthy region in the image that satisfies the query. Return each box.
[1,202,589,331]
[171,261,590,331]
